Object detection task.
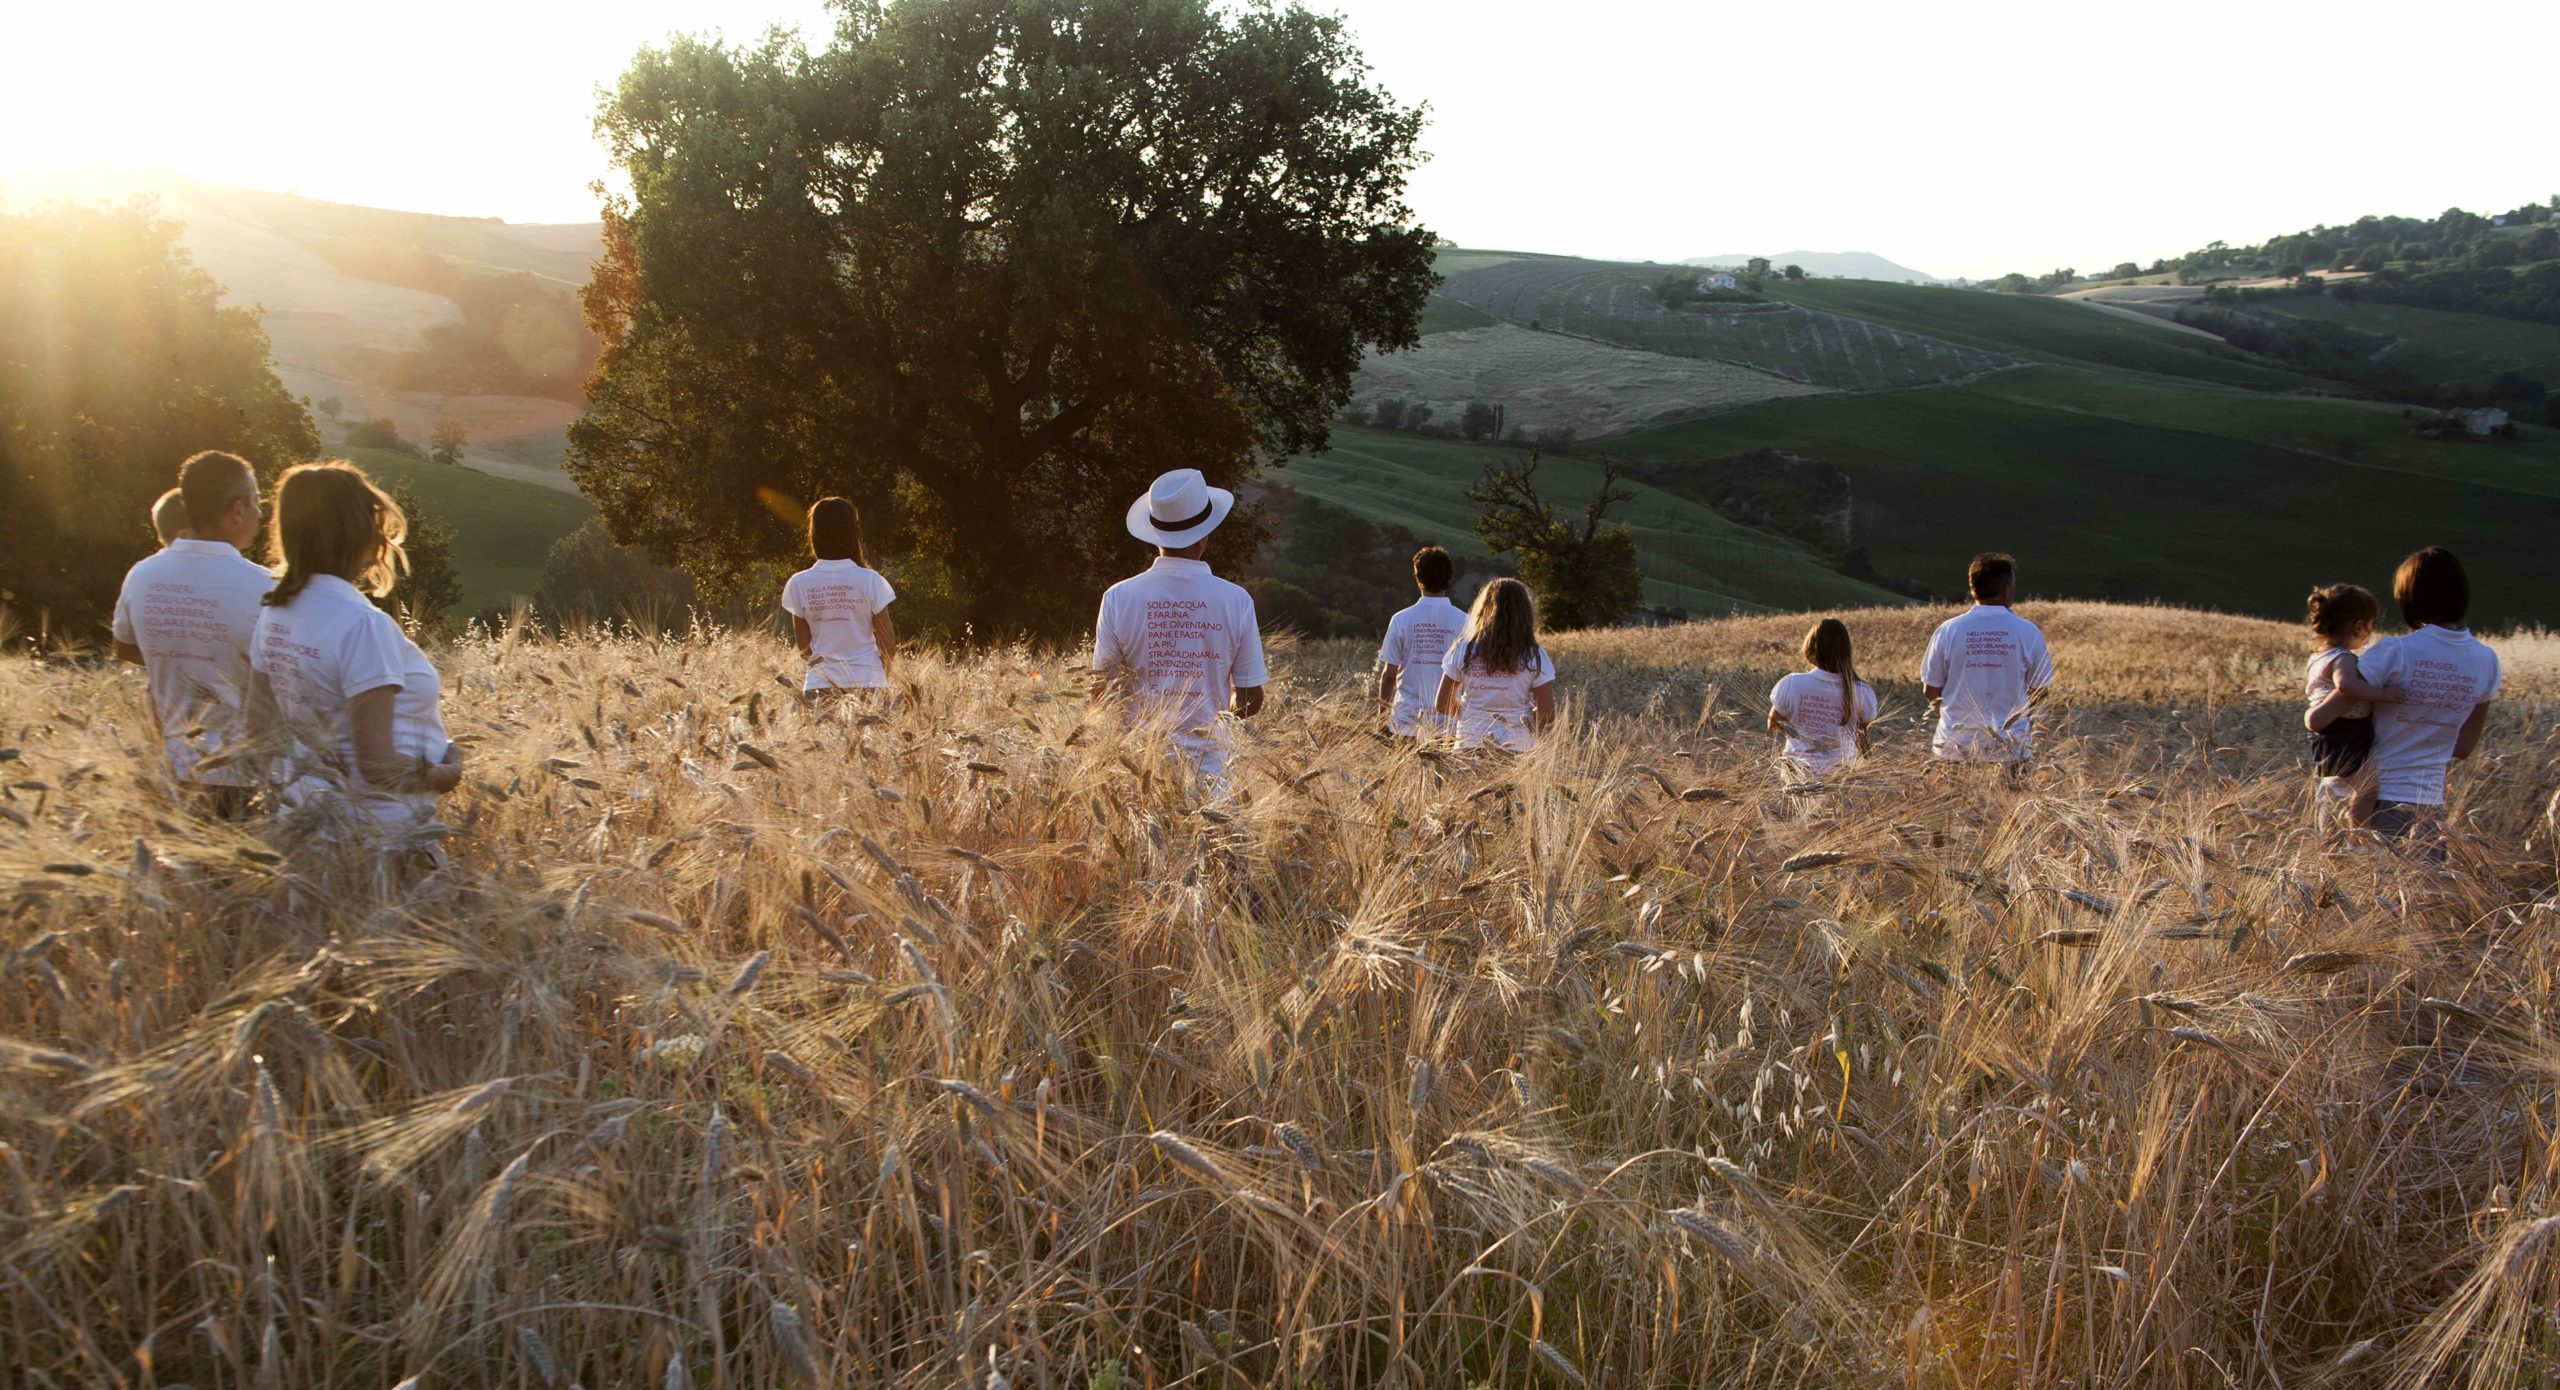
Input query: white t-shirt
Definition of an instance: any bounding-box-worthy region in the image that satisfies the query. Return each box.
[110,539,275,785]
[1378,596,1464,735]
[250,574,453,827]
[1093,557,1268,769]
[2304,647,2372,720]
[779,560,896,691]
[1920,604,2054,761]
[1770,669,1879,776]
[2357,625,2500,805]
[1439,639,1556,751]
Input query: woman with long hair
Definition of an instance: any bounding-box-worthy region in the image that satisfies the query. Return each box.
[1433,577,1557,751]
[247,460,460,833]
[1767,617,1877,780]
[781,497,897,696]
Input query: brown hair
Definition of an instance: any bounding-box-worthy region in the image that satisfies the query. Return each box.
[807,497,867,565]
[1460,577,1542,676]
[263,461,408,606]
[151,488,189,545]
[1967,552,2016,603]
[2305,583,2380,648]
[1413,545,1453,594]
[2392,547,2469,629]
[1802,617,1859,726]
[179,449,257,534]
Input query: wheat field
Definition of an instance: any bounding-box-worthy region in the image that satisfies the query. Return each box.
[4,602,2559,1388]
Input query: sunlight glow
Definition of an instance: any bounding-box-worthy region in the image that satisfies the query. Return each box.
[1,0,2551,277]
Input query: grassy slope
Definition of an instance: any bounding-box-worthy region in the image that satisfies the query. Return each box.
[1612,369,2560,627]
[1284,426,1902,615]
[1417,294,1499,335]
[1768,278,2322,390]
[2257,295,2560,385]
[346,447,594,613]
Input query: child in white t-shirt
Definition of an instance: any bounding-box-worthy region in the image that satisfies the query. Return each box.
[1435,577,1556,752]
[1376,544,1464,737]
[2300,583,2403,826]
[1768,617,1878,781]
[247,461,461,836]
[781,497,898,694]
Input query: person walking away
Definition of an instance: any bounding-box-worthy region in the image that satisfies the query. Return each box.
[1377,545,1463,738]
[112,452,275,817]
[247,461,461,844]
[1920,553,2053,763]
[1435,577,1556,752]
[1093,468,1266,781]
[1769,617,1878,781]
[150,487,190,546]
[781,497,897,699]
[2353,548,2498,841]
[2301,583,2403,827]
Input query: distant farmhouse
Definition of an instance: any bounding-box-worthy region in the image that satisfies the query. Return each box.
[1746,257,1772,276]
[1703,272,1738,290]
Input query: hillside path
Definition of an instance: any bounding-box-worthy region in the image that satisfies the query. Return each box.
[460,453,583,496]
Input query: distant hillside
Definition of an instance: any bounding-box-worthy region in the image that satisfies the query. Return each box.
[1684,250,1940,283]
[0,172,600,470]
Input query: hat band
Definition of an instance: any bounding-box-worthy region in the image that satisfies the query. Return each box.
[1149,500,1214,533]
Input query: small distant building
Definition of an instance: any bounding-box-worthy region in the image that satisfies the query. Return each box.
[1746,257,1772,276]
[2419,406,2512,439]
[1703,272,1737,290]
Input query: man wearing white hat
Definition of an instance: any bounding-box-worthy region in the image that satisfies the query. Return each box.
[1093,468,1268,780]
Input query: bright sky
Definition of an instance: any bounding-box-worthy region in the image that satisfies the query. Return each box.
[3,0,2551,281]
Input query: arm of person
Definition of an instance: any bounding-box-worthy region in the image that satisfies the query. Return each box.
[2453,701,2492,760]
[1532,681,1556,732]
[1377,663,1401,710]
[2304,685,2355,732]
[349,686,461,795]
[115,641,147,667]
[871,610,897,678]
[1767,705,1788,734]
[1231,685,1265,719]
[790,615,815,661]
[2329,653,2401,704]
[1435,676,1461,718]
[1089,597,1129,700]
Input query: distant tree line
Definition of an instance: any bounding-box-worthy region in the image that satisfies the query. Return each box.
[1343,397,1578,451]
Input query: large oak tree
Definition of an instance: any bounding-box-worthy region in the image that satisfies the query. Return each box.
[573,0,1436,638]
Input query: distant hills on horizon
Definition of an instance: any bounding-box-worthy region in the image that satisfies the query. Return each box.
[1682,250,1941,283]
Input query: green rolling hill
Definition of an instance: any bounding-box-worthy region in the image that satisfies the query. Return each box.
[1304,251,2560,626]
[1609,368,2560,628]
[1282,428,1903,616]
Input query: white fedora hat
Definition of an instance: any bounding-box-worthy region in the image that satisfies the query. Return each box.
[1125,468,1235,548]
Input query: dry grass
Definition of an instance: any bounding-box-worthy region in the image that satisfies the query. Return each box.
[4,602,2560,1388]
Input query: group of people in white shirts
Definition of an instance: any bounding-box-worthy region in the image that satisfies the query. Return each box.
[110,454,2497,851]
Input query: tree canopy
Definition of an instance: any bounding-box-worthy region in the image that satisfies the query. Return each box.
[0,202,318,638]
[572,0,1438,638]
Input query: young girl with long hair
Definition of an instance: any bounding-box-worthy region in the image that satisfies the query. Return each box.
[781,497,898,695]
[1433,577,1557,751]
[1767,617,1877,779]
[247,460,460,832]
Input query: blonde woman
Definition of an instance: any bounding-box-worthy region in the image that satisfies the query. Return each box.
[1434,577,1556,752]
[248,460,460,831]
[1768,617,1877,781]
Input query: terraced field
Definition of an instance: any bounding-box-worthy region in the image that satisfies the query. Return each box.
[1441,256,2016,389]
